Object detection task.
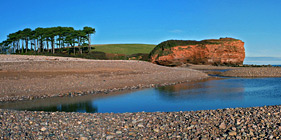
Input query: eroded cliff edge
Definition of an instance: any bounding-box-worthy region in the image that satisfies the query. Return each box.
[149,38,245,66]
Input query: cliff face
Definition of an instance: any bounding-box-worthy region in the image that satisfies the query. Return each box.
[149,38,245,66]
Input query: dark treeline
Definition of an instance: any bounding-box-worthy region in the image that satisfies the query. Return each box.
[0,26,95,55]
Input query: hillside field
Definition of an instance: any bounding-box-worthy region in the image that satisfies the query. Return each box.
[91,44,156,55]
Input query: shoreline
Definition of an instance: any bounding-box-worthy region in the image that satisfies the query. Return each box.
[0,55,208,102]
[0,77,209,103]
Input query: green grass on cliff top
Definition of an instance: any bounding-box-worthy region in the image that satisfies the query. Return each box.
[91,44,156,55]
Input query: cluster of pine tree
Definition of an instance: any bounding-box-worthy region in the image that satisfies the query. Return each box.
[0,26,95,55]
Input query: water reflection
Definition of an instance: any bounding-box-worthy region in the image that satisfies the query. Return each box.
[26,102,97,113]
[0,90,131,113]
[157,78,245,101]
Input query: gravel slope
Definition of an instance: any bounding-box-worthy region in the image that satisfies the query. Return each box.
[0,55,208,102]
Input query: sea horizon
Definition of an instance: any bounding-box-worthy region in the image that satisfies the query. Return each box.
[244,57,281,65]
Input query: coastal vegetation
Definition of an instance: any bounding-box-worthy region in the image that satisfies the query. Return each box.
[0,26,96,55]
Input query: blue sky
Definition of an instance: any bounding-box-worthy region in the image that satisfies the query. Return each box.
[0,0,281,57]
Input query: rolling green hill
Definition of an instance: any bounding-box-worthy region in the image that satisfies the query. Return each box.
[15,44,156,61]
[91,44,156,55]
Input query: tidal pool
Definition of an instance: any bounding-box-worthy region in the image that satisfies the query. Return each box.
[1,77,281,113]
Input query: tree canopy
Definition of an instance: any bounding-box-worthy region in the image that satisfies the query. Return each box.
[0,26,96,55]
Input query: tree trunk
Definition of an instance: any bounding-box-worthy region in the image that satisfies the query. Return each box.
[17,41,19,53]
[46,41,49,53]
[78,38,82,54]
[73,39,76,55]
[40,39,43,52]
[37,40,40,53]
[42,41,45,52]
[88,34,91,51]
[12,42,15,53]
[25,39,28,53]
[30,40,33,51]
[34,40,36,53]
[59,39,61,49]
[21,40,24,53]
[73,46,75,55]
[52,40,54,54]
[37,40,39,53]
[61,41,63,48]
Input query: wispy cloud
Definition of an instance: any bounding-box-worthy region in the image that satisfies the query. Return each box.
[170,29,183,33]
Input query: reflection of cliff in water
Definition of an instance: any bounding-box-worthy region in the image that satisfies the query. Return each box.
[157,78,215,92]
[156,78,245,101]
[26,101,98,113]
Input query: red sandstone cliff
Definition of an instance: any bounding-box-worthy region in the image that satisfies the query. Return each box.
[149,38,245,66]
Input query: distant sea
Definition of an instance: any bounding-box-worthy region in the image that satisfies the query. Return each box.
[244,57,281,66]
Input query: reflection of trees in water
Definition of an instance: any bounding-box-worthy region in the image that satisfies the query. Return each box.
[28,101,97,113]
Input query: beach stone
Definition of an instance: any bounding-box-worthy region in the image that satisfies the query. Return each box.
[106,135,114,139]
[153,128,160,133]
[222,134,228,137]
[40,127,47,132]
[79,137,88,140]
[219,122,226,129]
[228,131,237,136]
[249,131,254,136]
[137,123,144,127]
[128,132,137,137]
[132,120,137,124]
[116,131,122,135]
[14,126,20,130]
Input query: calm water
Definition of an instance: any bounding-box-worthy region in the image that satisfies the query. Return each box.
[1,77,281,113]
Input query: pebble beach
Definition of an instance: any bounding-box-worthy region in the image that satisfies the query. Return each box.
[1,105,281,139]
[1,55,281,139]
